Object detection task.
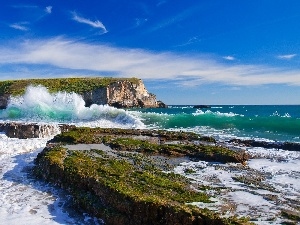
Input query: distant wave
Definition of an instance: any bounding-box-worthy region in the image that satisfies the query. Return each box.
[137,109,300,142]
[271,111,291,118]
[168,105,194,109]
[192,109,243,117]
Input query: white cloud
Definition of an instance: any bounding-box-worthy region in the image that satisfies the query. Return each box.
[45,6,52,14]
[72,12,107,33]
[223,56,235,61]
[277,54,297,60]
[1,38,300,87]
[9,23,29,31]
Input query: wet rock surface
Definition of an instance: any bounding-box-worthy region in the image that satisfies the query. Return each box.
[175,150,300,224]
[228,138,300,151]
[34,127,253,225]
[2,124,299,224]
[0,123,75,139]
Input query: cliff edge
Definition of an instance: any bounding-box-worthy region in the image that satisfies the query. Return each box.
[0,77,166,109]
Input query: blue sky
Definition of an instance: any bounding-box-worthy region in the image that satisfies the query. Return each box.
[1,0,300,104]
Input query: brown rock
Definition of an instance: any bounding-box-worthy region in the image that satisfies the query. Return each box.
[82,79,166,108]
[0,122,75,139]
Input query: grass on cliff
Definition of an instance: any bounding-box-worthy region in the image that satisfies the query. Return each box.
[0,77,140,96]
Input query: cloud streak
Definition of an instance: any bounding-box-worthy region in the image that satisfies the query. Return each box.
[9,23,29,31]
[72,12,107,33]
[277,54,297,60]
[147,4,200,33]
[1,38,300,86]
[223,56,235,61]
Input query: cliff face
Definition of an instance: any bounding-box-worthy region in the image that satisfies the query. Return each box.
[0,78,166,109]
[82,79,164,108]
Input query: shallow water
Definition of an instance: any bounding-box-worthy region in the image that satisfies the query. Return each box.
[174,147,300,224]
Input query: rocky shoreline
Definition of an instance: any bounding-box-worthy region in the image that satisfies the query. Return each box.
[33,127,251,225]
[0,123,299,224]
[1,122,299,152]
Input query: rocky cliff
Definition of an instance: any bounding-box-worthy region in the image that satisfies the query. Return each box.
[0,78,166,109]
[82,79,166,108]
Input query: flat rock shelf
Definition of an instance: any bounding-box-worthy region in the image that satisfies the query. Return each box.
[34,127,251,225]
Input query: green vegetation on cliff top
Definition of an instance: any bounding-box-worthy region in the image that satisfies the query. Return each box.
[0,77,140,96]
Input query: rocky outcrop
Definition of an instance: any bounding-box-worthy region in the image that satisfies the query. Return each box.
[82,79,166,108]
[193,105,210,109]
[0,123,75,139]
[34,127,251,225]
[0,78,166,109]
[228,138,300,151]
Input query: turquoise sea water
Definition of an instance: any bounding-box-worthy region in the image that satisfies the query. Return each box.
[132,105,300,142]
[0,86,299,143]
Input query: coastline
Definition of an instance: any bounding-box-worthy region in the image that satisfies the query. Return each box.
[34,127,252,225]
[30,126,299,224]
[0,82,299,224]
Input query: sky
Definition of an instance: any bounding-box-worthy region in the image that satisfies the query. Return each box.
[0,0,300,105]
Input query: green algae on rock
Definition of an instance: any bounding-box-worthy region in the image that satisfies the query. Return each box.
[34,127,252,224]
[49,127,249,164]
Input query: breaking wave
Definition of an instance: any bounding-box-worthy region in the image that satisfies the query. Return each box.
[0,85,144,129]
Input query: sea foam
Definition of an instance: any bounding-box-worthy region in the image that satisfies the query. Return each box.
[0,133,103,225]
[0,85,144,129]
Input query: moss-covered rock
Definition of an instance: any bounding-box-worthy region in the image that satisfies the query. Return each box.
[49,127,249,164]
[34,145,250,225]
[33,127,252,224]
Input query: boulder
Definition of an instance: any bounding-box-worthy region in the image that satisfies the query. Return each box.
[0,123,75,139]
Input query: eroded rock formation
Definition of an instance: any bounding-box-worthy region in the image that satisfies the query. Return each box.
[82,79,166,108]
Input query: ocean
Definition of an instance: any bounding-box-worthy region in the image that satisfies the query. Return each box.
[0,86,299,224]
[135,104,300,143]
